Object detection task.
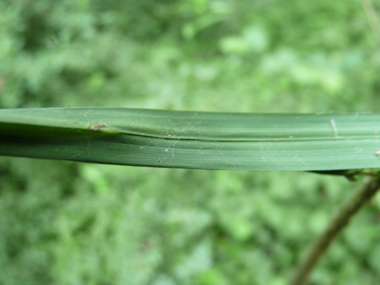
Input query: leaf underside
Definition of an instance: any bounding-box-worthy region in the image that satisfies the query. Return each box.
[1,108,380,171]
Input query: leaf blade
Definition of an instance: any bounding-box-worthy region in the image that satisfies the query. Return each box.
[1,108,380,171]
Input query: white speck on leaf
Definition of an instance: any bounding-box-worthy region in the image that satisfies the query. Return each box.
[330,119,339,138]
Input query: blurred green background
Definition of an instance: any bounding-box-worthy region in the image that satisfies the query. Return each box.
[1,0,380,284]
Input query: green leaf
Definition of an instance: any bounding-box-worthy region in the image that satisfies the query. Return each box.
[1,108,380,171]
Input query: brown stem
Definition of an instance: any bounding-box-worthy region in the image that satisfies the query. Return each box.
[289,176,380,285]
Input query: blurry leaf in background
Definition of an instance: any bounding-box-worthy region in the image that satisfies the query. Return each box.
[219,26,269,55]
[179,0,231,40]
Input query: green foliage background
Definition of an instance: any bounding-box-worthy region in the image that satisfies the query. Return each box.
[1,0,380,284]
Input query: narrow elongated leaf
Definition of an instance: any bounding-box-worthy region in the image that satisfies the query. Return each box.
[1,108,380,171]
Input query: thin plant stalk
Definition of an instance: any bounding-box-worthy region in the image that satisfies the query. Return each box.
[289,176,380,285]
